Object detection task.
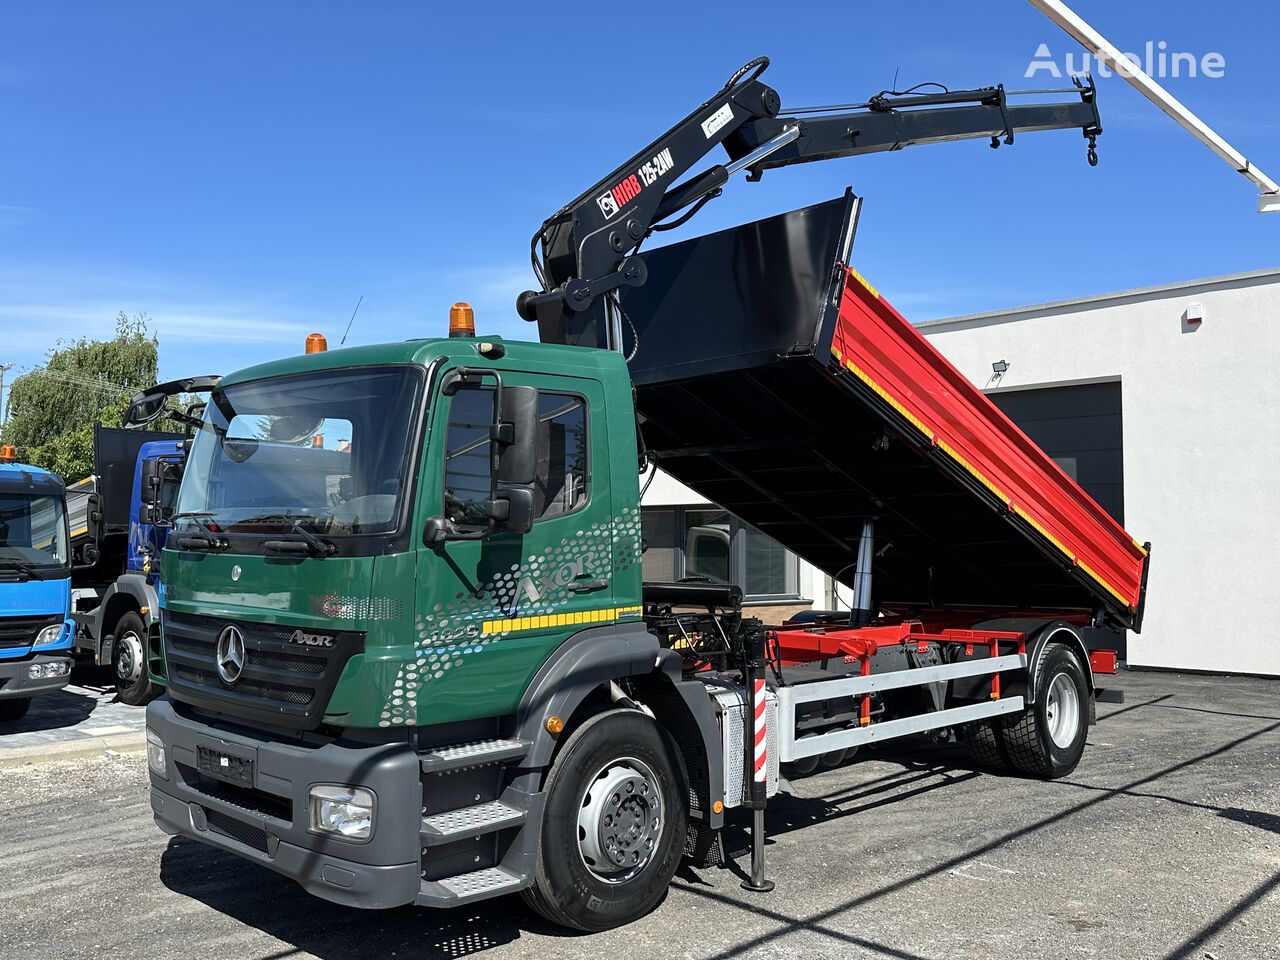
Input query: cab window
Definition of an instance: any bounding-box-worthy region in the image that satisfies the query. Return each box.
[534,393,587,521]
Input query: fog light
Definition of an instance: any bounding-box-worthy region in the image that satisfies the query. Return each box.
[309,784,374,840]
[35,624,63,646]
[146,728,167,779]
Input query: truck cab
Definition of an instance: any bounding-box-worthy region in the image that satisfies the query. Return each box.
[68,426,187,704]
[0,452,75,722]
[147,334,647,903]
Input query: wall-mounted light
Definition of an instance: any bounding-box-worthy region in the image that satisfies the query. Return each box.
[991,360,1009,375]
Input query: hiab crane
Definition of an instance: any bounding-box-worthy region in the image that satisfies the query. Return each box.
[142,59,1147,932]
[517,56,1101,351]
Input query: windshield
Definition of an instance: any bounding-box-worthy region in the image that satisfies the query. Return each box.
[175,366,423,538]
[0,493,69,571]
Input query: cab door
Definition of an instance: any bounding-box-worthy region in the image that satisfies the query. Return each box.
[404,366,621,726]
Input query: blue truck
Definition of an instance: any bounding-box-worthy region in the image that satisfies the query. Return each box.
[65,377,219,704]
[0,447,75,722]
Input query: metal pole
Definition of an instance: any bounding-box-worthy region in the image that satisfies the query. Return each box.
[0,363,12,428]
[1026,0,1280,212]
[740,625,775,893]
[850,518,875,627]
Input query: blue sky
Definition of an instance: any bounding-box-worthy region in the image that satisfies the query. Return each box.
[1,1,1276,399]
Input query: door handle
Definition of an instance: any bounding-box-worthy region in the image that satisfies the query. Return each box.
[568,578,609,594]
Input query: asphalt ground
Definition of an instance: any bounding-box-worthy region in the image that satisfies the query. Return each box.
[2,669,1277,960]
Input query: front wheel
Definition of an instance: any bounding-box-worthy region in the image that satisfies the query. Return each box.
[112,612,160,706]
[520,708,688,932]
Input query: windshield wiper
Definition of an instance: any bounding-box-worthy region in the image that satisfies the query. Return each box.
[0,558,37,580]
[170,512,229,551]
[240,514,338,557]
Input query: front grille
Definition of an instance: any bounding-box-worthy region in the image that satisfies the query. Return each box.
[163,611,364,730]
[203,807,270,853]
[177,762,293,822]
[0,615,60,649]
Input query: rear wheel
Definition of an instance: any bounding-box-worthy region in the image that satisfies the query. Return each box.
[967,642,1089,779]
[520,708,688,932]
[112,612,160,706]
[0,697,31,721]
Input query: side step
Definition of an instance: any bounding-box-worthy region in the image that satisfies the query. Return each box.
[419,738,530,774]
[421,799,525,846]
[419,866,525,906]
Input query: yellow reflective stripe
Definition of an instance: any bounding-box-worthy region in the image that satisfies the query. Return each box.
[936,439,1008,504]
[1011,503,1075,562]
[1077,559,1135,609]
[70,527,88,538]
[840,358,936,441]
[848,266,881,300]
[1132,539,1149,557]
[482,604,645,636]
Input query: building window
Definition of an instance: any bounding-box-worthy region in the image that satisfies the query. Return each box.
[641,506,801,601]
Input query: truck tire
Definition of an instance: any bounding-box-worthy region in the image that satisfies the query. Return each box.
[520,708,689,932]
[112,612,160,707]
[964,719,1010,771]
[993,642,1090,779]
[0,697,31,721]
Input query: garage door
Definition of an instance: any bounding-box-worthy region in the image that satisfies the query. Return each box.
[988,381,1126,655]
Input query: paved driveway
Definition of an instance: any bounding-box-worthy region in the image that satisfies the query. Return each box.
[0,662,146,760]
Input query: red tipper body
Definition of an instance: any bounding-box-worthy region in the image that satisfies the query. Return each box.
[831,267,1148,615]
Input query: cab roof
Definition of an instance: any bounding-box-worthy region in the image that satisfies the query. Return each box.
[0,461,65,493]
[217,335,626,390]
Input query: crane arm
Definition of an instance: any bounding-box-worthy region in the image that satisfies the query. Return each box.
[519,58,1102,350]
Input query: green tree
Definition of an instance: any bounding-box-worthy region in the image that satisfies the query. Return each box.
[1,313,160,480]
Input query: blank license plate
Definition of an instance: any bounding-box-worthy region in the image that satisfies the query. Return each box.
[197,745,254,787]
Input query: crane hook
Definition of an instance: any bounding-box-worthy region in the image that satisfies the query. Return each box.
[1087,134,1099,167]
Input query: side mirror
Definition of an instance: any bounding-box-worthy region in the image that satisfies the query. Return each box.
[493,385,539,535]
[72,493,103,570]
[139,458,178,528]
[123,392,168,428]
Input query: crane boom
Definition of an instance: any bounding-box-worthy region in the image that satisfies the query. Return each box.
[518,57,1103,352]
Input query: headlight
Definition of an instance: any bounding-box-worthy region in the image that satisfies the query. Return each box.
[35,624,63,645]
[27,659,70,680]
[309,784,374,840]
[146,728,167,779]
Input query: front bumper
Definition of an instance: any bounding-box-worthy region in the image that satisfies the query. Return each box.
[0,654,73,700]
[146,697,422,909]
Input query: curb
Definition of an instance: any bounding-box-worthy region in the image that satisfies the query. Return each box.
[0,731,147,769]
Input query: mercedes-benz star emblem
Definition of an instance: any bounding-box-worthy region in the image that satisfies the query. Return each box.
[230,564,242,582]
[215,624,246,686]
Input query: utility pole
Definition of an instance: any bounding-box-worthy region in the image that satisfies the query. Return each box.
[0,363,11,429]
[1026,0,1280,212]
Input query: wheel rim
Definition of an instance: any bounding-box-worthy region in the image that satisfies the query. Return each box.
[1044,672,1081,748]
[115,631,144,684]
[577,757,663,884]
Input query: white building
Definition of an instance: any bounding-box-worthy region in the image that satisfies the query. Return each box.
[640,268,1280,678]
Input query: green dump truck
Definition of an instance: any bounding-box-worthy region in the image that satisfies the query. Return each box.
[145,61,1147,932]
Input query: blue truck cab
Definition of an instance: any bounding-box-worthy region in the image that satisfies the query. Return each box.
[68,427,186,706]
[0,457,74,721]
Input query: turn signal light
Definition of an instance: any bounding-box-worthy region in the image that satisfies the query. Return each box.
[545,714,564,735]
[0,444,16,463]
[305,333,328,354]
[449,302,475,338]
